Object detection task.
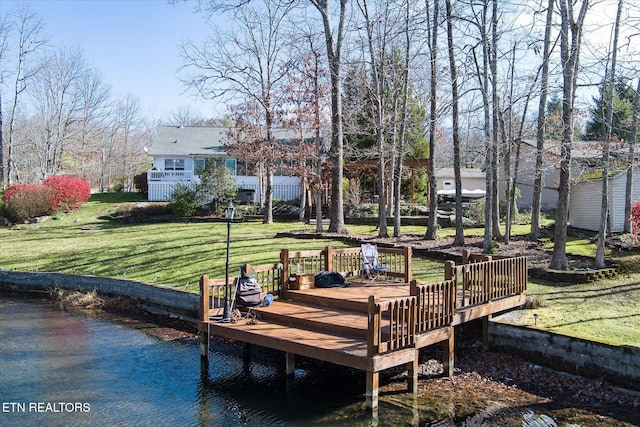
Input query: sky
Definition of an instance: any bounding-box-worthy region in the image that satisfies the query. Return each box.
[4,0,221,121]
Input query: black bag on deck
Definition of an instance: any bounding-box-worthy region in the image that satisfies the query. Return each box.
[235,277,261,307]
[314,271,349,288]
[235,263,261,307]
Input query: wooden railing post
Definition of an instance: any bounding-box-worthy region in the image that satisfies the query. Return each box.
[367,295,380,358]
[444,260,455,281]
[280,249,289,299]
[325,246,333,271]
[462,249,470,264]
[405,247,412,283]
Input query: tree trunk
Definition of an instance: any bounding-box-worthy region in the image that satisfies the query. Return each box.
[311,0,347,234]
[424,0,439,240]
[595,0,622,268]
[530,0,555,240]
[445,0,464,246]
[394,0,412,238]
[550,0,589,270]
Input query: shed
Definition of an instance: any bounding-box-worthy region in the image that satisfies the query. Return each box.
[569,169,640,232]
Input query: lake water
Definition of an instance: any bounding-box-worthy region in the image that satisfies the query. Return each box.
[1,294,630,426]
[0,294,417,426]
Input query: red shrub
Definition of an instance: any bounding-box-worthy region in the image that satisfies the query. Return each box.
[3,184,55,222]
[631,201,640,238]
[3,183,40,202]
[43,175,91,212]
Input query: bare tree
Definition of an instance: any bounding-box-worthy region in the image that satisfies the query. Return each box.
[5,3,47,185]
[166,105,206,127]
[424,0,440,240]
[445,0,465,246]
[595,0,623,268]
[530,0,555,240]
[392,0,414,237]
[309,0,348,233]
[0,13,10,184]
[550,0,590,270]
[358,0,390,237]
[180,0,294,223]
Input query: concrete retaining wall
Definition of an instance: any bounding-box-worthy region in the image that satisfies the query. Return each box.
[0,270,199,320]
[488,321,640,391]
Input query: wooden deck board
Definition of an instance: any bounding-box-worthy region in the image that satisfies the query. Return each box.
[251,301,369,337]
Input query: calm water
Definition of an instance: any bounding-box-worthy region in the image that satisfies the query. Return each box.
[2,294,626,427]
[0,294,416,426]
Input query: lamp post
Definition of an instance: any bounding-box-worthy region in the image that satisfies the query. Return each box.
[222,201,236,322]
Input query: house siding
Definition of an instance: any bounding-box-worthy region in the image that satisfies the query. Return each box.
[570,169,640,232]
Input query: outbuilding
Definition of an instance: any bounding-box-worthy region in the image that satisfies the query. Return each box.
[569,169,640,232]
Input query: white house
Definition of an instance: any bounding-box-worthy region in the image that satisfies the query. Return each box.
[147,126,304,202]
[434,168,487,201]
[569,168,640,232]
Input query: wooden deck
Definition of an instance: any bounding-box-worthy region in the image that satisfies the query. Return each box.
[199,246,527,414]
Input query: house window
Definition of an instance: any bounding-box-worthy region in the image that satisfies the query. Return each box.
[165,159,185,170]
[225,158,237,175]
[194,158,206,174]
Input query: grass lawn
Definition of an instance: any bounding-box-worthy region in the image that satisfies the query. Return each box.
[1,192,638,348]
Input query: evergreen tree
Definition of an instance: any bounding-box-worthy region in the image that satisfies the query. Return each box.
[585,78,635,141]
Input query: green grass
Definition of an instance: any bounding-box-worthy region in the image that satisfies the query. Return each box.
[0,193,446,291]
[521,278,640,347]
[2,193,638,348]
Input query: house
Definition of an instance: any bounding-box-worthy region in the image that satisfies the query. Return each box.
[146,126,304,203]
[569,168,640,232]
[497,139,628,211]
[434,168,486,201]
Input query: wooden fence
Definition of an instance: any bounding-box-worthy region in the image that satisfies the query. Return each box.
[280,246,412,284]
[367,295,418,357]
[410,280,456,331]
[199,263,283,321]
[444,256,527,308]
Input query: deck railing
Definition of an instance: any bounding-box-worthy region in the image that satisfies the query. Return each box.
[367,295,417,357]
[445,256,527,308]
[199,263,283,321]
[280,246,412,285]
[410,280,456,332]
[148,170,194,181]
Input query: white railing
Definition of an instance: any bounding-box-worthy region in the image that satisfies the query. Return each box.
[148,170,194,181]
[147,172,302,202]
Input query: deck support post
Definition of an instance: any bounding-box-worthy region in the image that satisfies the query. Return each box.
[199,275,210,360]
[482,314,492,351]
[365,371,379,412]
[200,325,210,360]
[443,328,455,377]
[285,352,295,376]
[407,349,419,394]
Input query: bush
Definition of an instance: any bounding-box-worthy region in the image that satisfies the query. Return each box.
[43,175,91,212]
[631,201,640,238]
[169,183,199,217]
[3,184,56,222]
[133,172,148,196]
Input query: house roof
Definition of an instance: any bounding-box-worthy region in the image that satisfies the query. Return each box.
[149,126,316,157]
[149,126,229,156]
[434,168,486,179]
[518,138,626,160]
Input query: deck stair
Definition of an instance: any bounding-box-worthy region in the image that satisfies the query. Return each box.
[251,300,369,339]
